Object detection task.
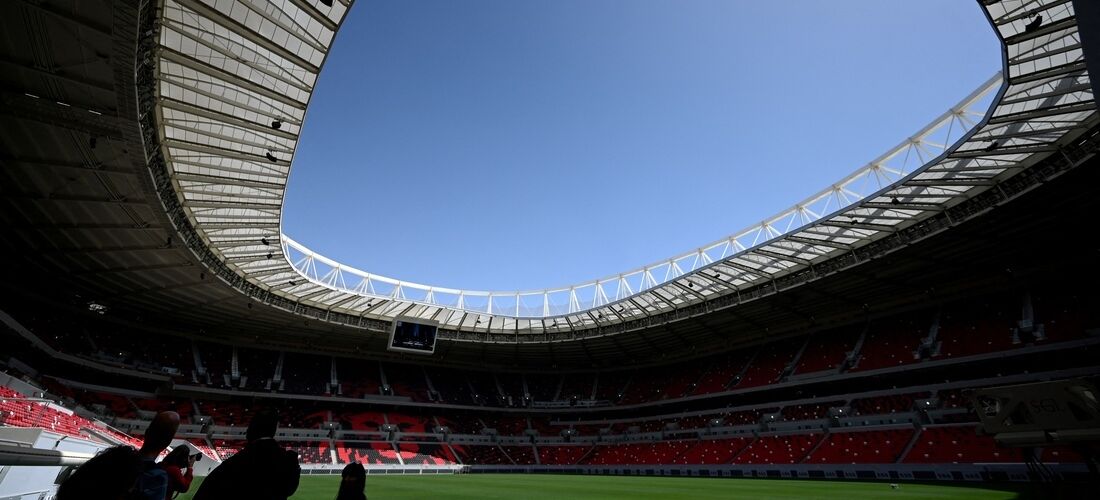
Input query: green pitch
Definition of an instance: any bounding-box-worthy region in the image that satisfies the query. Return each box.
[174,473,1036,499]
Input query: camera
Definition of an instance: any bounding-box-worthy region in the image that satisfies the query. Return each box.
[191,453,202,463]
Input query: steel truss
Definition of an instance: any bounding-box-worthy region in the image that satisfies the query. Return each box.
[144,0,1096,336]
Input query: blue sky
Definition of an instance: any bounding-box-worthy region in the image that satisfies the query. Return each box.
[284,0,1000,291]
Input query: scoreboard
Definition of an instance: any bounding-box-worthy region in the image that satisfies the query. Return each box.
[387,318,439,355]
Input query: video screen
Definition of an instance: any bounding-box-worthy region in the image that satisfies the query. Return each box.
[388,319,438,354]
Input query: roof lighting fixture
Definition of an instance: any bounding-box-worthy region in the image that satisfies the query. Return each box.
[319,0,334,6]
[288,280,297,286]
[266,252,273,260]
[261,237,270,246]
[271,120,282,130]
[983,140,999,152]
[265,152,278,163]
[1024,13,1043,33]
[890,197,900,205]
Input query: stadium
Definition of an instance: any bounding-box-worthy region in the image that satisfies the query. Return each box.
[1,0,1099,498]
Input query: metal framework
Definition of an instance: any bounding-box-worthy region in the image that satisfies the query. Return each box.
[147,0,1096,335]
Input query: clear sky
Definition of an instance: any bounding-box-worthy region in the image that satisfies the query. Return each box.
[283,0,1000,292]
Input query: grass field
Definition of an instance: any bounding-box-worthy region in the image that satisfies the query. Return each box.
[174,473,1040,499]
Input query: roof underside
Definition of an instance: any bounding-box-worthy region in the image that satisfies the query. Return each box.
[152,0,1095,335]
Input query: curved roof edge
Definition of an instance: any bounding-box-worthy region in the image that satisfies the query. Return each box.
[281,74,1001,317]
[143,0,1097,336]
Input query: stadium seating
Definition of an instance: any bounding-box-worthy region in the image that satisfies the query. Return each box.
[197,342,233,387]
[397,442,458,465]
[593,371,631,402]
[903,425,1022,463]
[482,415,528,436]
[424,367,475,404]
[525,373,559,401]
[1034,293,1096,342]
[537,445,591,465]
[804,429,914,463]
[737,341,800,389]
[691,351,752,395]
[582,441,694,465]
[236,348,278,390]
[333,358,380,398]
[212,439,246,460]
[849,392,928,416]
[382,363,430,401]
[451,444,513,465]
[936,300,1018,358]
[502,445,538,465]
[388,412,432,434]
[336,410,387,431]
[850,314,927,371]
[780,401,844,421]
[731,433,822,464]
[795,329,860,374]
[675,438,754,464]
[284,441,331,465]
[336,441,401,464]
[281,353,331,395]
[558,374,595,402]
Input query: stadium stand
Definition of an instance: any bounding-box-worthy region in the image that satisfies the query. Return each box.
[850,314,928,372]
[452,444,514,465]
[538,445,591,465]
[795,328,860,375]
[805,428,915,464]
[736,341,801,389]
[903,426,1022,464]
[731,433,823,464]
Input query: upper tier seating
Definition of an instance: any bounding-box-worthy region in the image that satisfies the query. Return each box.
[382,363,430,401]
[936,299,1018,358]
[795,329,860,374]
[336,358,381,398]
[851,314,927,371]
[737,341,800,389]
[691,351,753,395]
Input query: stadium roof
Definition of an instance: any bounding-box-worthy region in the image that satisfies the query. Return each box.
[147,0,1095,335]
[0,0,1097,368]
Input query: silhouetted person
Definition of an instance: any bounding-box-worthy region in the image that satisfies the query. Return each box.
[56,445,142,500]
[158,446,195,499]
[133,411,181,500]
[336,462,366,500]
[192,409,300,500]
